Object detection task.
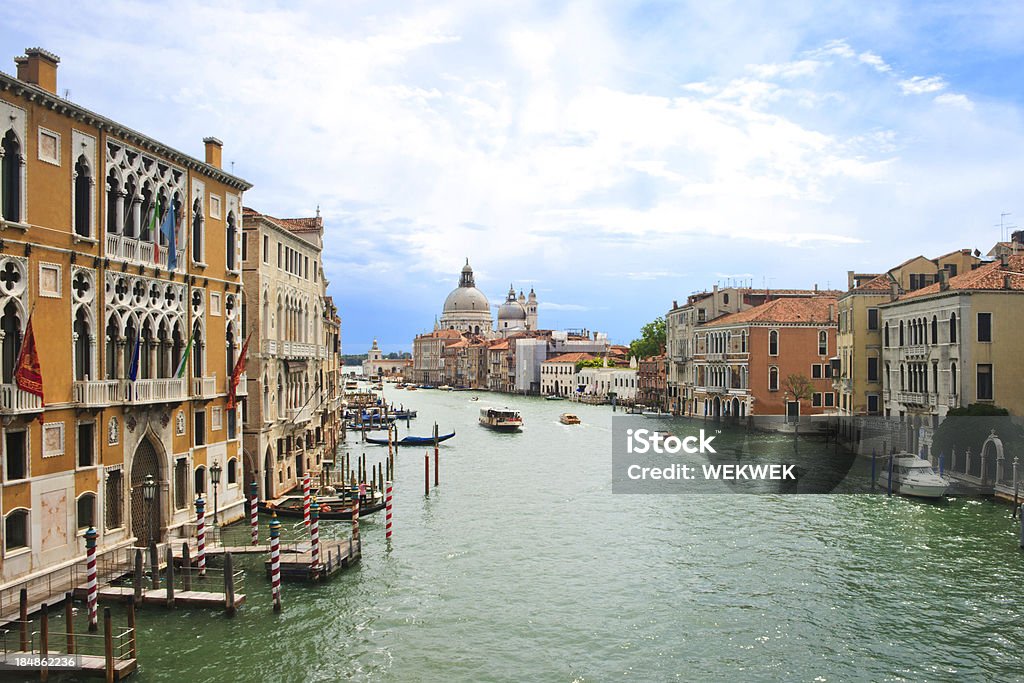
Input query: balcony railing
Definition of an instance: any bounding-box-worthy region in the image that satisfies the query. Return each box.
[902,345,928,358]
[74,379,121,406]
[281,342,317,359]
[897,391,935,406]
[262,339,277,356]
[106,233,184,271]
[125,378,187,404]
[287,405,312,424]
[0,383,43,413]
[192,375,217,398]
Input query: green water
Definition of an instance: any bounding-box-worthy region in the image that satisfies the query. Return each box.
[80,389,1024,680]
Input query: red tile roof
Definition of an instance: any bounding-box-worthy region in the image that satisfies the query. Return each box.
[850,273,893,292]
[242,206,321,234]
[705,296,838,326]
[900,255,1024,299]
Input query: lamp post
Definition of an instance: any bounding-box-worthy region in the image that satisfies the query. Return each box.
[210,462,222,528]
[142,474,157,546]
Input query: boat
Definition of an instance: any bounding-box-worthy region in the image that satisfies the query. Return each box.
[392,409,417,419]
[545,395,565,401]
[438,384,454,391]
[260,491,385,519]
[560,413,581,425]
[479,407,523,432]
[407,386,417,391]
[886,452,949,498]
[642,411,671,418]
[470,396,479,402]
[364,431,456,446]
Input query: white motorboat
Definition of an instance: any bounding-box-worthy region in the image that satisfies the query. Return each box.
[886,452,949,499]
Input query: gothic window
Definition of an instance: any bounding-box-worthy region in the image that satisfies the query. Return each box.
[226,212,237,271]
[1,130,21,223]
[105,315,119,380]
[949,313,957,343]
[1,301,22,383]
[898,321,904,346]
[171,323,184,377]
[194,465,206,495]
[123,176,138,238]
[768,330,779,356]
[768,366,779,391]
[818,330,827,356]
[141,318,154,379]
[192,323,204,378]
[950,362,958,395]
[226,323,236,375]
[122,318,137,380]
[931,316,938,345]
[74,155,92,237]
[191,199,203,263]
[74,308,92,381]
[106,170,120,234]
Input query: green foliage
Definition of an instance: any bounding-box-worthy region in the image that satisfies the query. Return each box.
[576,357,617,372]
[630,317,666,359]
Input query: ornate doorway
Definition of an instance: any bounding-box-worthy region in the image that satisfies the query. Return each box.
[130,437,163,545]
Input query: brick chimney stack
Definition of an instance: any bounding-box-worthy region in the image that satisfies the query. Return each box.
[14,48,60,95]
[203,137,223,169]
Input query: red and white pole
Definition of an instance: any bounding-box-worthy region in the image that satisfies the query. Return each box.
[85,527,98,632]
[351,488,361,549]
[249,481,259,546]
[310,498,321,569]
[302,473,311,529]
[269,514,282,612]
[195,496,207,577]
[384,480,393,541]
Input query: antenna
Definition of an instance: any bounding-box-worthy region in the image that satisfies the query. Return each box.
[231,161,236,173]
[998,212,1015,242]
[62,88,71,100]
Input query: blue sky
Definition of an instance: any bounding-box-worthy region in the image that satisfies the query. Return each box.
[6,1,1024,353]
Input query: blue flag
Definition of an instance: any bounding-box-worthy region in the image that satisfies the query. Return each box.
[127,334,142,382]
[160,201,177,271]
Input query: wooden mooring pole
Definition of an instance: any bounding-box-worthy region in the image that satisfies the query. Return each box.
[64,592,75,655]
[40,602,49,682]
[133,549,144,602]
[182,543,192,591]
[424,452,430,496]
[224,552,236,617]
[149,542,160,590]
[103,607,114,683]
[165,546,175,607]
[19,587,28,650]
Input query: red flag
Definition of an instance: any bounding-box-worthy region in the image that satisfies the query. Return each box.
[14,314,44,421]
[227,331,252,410]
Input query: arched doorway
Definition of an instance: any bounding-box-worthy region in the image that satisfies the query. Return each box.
[731,398,740,419]
[243,449,257,499]
[712,396,721,419]
[130,437,164,546]
[264,446,274,500]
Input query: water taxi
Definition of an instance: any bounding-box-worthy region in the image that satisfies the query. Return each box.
[886,452,949,499]
[560,413,581,425]
[479,407,523,432]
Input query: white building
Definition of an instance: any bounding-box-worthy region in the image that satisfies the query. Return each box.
[540,352,593,397]
[577,358,638,403]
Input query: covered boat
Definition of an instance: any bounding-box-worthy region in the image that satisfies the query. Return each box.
[365,431,456,446]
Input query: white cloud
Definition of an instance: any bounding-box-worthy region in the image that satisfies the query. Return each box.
[858,51,891,72]
[934,93,975,110]
[899,75,948,95]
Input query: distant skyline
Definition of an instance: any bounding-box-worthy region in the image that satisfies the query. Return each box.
[6,1,1024,354]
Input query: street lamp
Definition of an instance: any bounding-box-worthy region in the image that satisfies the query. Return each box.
[142,474,157,546]
[210,462,222,527]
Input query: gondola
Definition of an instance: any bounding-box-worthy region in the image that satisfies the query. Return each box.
[259,492,385,520]
[364,431,456,446]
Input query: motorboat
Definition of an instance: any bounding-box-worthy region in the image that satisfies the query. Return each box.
[479,407,523,432]
[886,452,949,499]
[560,413,581,425]
[545,395,565,401]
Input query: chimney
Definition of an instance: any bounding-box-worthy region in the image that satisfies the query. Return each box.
[827,304,835,321]
[1000,252,1009,267]
[203,137,223,169]
[890,282,899,301]
[1005,274,1013,290]
[14,48,60,95]
[939,270,949,291]
[847,270,855,290]
[814,283,819,292]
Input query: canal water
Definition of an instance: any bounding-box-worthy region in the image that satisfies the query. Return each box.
[102,389,1024,680]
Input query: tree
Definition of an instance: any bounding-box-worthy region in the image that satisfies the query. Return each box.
[630,317,666,359]
[575,357,617,372]
[784,373,814,437]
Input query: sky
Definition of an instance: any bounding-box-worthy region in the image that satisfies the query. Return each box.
[6,1,1024,353]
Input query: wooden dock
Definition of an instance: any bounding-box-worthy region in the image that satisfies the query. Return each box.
[72,585,245,610]
[0,652,137,680]
[266,537,361,582]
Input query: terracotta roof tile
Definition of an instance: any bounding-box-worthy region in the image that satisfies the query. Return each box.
[851,274,893,292]
[545,352,595,363]
[900,255,1024,300]
[705,296,838,327]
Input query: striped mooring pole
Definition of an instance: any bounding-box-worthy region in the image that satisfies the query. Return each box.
[196,495,207,577]
[249,481,259,546]
[269,514,282,612]
[85,526,98,632]
[385,480,394,541]
[303,473,312,529]
[310,498,321,569]
[351,487,361,548]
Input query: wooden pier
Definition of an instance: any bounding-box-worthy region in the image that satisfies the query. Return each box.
[265,537,361,582]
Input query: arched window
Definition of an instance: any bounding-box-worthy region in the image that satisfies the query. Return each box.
[2,130,22,223]
[4,509,28,551]
[227,458,238,485]
[900,364,905,390]
[950,362,958,396]
[768,330,779,356]
[276,373,284,417]
[77,493,96,530]
[949,313,957,344]
[818,330,828,356]
[898,320,904,346]
[105,315,119,380]
[192,324,204,378]
[226,212,237,271]
[74,155,92,237]
[931,316,938,345]
[194,465,206,495]
[156,321,169,378]
[106,170,120,234]
[140,319,154,379]
[768,366,779,391]
[122,319,137,380]
[74,308,92,381]
[883,322,889,347]
[226,324,236,377]
[1,301,22,383]
[191,199,203,263]
[122,176,138,238]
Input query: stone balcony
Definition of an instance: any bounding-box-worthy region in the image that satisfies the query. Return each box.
[106,233,184,271]
[125,378,187,404]
[897,391,936,407]
[901,345,928,358]
[73,379,121,407]
[192,375,217,399]
[0,383,43,414]
[287,405,312,424]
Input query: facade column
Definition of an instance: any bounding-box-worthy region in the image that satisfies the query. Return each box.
[115,340,126,379]
[115,192,126,235]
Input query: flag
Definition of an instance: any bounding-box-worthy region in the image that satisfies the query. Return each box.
[13,312,44,421]
[150,199,161,264]
[127,334,142,382]
[174,323,196,379]
[160,200,178,271]
[227,331,252,409]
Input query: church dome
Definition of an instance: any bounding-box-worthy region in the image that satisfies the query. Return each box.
[498,284,527,321]
[444,286,489,313]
